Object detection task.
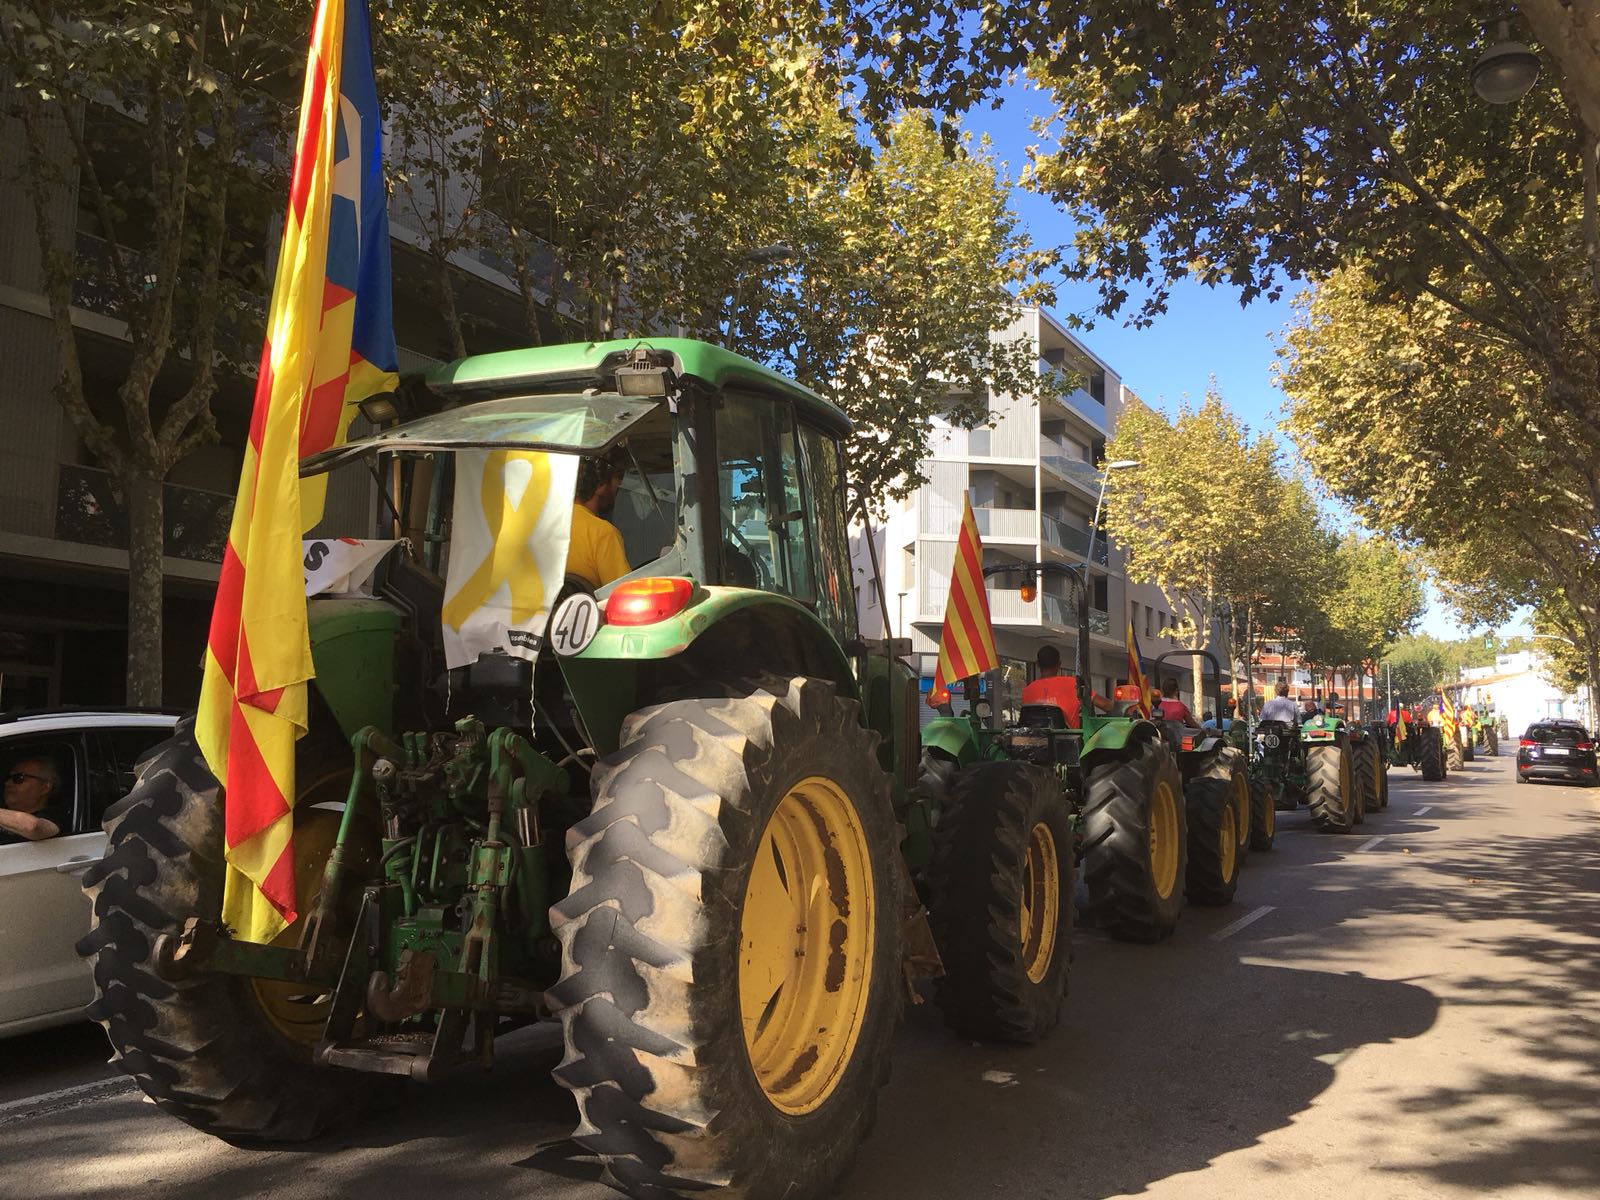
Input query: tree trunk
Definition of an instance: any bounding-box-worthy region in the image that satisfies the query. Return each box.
[123,473,166,707]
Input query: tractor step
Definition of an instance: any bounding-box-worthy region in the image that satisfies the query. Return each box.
[316,1030,470,1082]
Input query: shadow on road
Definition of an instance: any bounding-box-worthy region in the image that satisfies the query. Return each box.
[836,958,1439,1200]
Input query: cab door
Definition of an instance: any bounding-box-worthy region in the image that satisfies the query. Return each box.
[0,734,100,1035]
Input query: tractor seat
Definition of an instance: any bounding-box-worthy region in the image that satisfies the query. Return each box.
[1018,704,1068,731]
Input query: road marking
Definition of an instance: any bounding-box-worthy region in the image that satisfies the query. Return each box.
[1413,805,1433,817]
[1356,836,1386,852]
[1211,905,1275,941]
[0,1077,136,1127]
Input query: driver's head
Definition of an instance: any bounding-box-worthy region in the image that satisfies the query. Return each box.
[1275,682,1289,698]
[1036,645,1061,675]
[1161,678,1179,698]
[577,450,627,516]
[5,757,58,815]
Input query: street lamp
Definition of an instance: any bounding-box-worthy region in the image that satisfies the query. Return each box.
[1087,459,1139,569]
[1472,22,1540,105]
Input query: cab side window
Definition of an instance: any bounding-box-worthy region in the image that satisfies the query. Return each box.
[2,739,78,842]
[797,423,858,643]
[715,394,815,601]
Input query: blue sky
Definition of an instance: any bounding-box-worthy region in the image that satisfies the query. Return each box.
[966,81,1520,639]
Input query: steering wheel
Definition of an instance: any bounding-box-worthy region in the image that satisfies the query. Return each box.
[725,524,773,589]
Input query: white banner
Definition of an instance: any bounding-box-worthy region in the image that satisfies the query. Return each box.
[302,538,398,596]
[440,449,577,669]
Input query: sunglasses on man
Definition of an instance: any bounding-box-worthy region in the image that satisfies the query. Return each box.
[6,772,46,785]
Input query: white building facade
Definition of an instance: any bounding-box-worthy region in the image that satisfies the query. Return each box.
[1463,650,1593,737]
[855,305,1210,720]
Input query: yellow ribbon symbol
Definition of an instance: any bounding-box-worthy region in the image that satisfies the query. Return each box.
[442,450,552,631]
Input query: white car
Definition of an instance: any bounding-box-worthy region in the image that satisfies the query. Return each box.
[0,710,178,1037]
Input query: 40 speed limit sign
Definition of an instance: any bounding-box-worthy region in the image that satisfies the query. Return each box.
[549,592,601,657]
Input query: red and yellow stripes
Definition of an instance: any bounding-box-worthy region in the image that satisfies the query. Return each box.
[933,498,999,690]
[196,0,350,944]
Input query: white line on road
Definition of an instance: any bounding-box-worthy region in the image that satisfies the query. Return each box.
[1211,905,1275,941]
[0,1077,136,1127]
[1414,805,1433,817]
[1356,836,1387,852]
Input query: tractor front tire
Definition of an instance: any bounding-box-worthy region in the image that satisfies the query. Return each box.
[77,717,388,1141]
[1081,739,1187,943]
[1306,742,1357,833]
[1418,728,1446,781]
[929,761,1073,1043]
[1248,774,1277,851]
[1184,757,1247,906]
[550,676,903,1200]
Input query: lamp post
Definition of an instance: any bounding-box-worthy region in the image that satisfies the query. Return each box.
[1085,459,1138,697]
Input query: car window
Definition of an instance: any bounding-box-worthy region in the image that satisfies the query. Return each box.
[1525,725,1587,744]
[2,738,80,842]
[94,727,175,826]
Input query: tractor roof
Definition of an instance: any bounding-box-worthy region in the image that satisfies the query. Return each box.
[425,337,850,436]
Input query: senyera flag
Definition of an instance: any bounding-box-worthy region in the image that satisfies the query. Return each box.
[197,0,397,945]
[1125,618,1151,717]
[932,497,999,692]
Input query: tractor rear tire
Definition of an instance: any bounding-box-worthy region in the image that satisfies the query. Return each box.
[929,760,1073,1043]
[1081,739,1187,943]
[550,676,903,1200]
[1184,758,1246,906]
[76,717,389,1141]
[1306,742,1356,833]
[1485,728,1500,757]
[1446,734,1465,773]
[1248,775,1277,851]
[1418,728,1446,781]
[1351,738,1378,825]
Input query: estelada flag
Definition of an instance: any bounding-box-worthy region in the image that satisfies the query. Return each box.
[197,0,397,944]
[932,497,999,691]
[1125,618,1151,717]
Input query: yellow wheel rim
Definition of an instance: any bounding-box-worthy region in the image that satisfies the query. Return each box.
[1219,793,1237,880]
[1149,777,1180,900]
[1340,753,1354,807]
[740,775,875,1116]
[1232,772,1250,849]
[1263,789,1275,838]
[250,771,347,1046]
[1019,822,1061,985]
[1372,750,1384,799]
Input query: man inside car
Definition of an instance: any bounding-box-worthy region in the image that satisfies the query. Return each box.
[1,758,67,842]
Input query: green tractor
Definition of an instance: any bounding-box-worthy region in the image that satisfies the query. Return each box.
[917,563,1251,948]
[1390,711,1449,782]
[1250,699,1379,833]
[77,340,1073,1200]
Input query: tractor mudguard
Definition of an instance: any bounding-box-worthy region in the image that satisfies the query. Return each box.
[561,585,858,757]
[1081,718,1149,760]
[921,716,982,769]
[307,599,402,742]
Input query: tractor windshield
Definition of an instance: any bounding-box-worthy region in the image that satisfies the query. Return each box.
[298,393,660,476]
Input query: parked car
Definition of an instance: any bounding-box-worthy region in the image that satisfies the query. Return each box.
[1,709,178,1036]
[1515,720,1598,786]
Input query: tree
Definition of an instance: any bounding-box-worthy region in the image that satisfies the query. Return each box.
[1280,262,1600,732]
[1296,533,1425,710]
[1384,637,1451,705]
[1105,388,1313,706]
[743,111,1048,512]
[1,1,302,703]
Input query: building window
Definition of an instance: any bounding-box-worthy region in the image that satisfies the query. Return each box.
[1087,367,1107,403]
[1144,606,1152,638]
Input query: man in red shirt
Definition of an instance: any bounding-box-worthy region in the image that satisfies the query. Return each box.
[1155,678,1195,725]
[1021,645,1111,727]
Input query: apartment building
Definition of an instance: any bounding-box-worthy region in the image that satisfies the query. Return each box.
[856,305,1220,720]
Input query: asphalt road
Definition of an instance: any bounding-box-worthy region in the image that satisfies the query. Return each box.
[3,753,1596,1199]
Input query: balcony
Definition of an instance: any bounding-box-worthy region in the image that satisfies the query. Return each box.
[1041,514,1109,565]
[970,506,1036,541]
[56,464,233,563]
[1041,593,1112,635]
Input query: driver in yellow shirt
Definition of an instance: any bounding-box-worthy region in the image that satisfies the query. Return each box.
[569,451,631,589]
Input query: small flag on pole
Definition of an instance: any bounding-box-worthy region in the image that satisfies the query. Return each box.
[1125,619,1151,717]
[196,0,396,945]
[932,498,999,691]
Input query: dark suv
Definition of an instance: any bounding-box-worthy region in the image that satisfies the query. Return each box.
[1516,721,1597,786]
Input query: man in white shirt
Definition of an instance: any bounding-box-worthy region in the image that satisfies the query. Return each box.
[1258,682,1300,726]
